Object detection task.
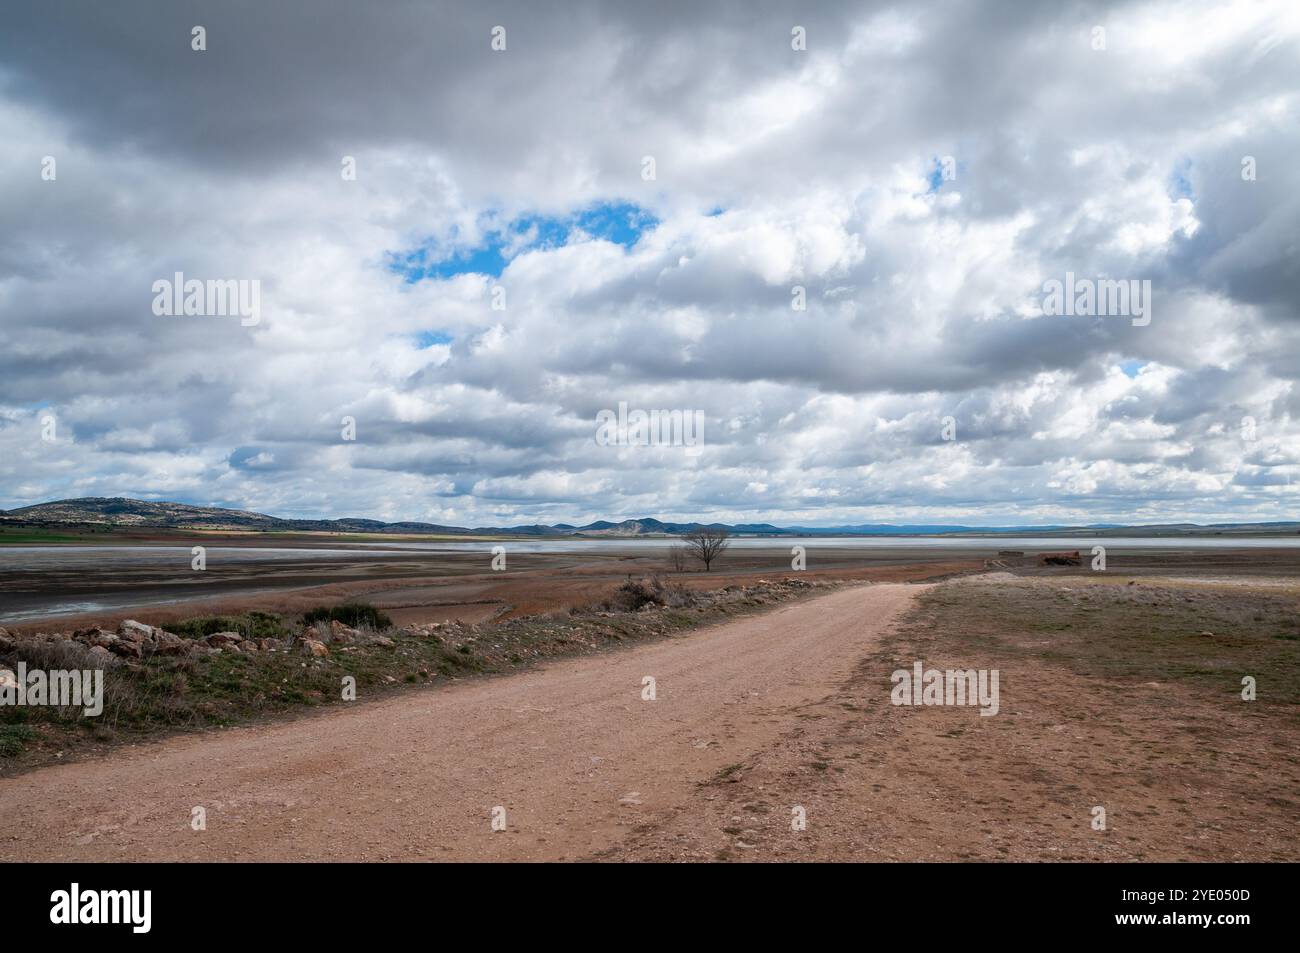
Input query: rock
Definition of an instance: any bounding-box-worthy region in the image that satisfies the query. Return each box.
[327,620,364,645]
[1039,551,1082,567]
[358,633,395,648]
[86,631,120,649]
[0,631,15,653]
[300,638,330,658]
[86,645,114,665]
[202,631,244,648]
[153,631,190,655]
[300,623,330,644]
[119,620,156,641]
[109,639,143,659]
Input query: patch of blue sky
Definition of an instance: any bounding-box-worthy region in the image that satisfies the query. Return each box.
[388,200,658,283]
[388,241,506,283]
[1119,359,1147,378]
[927,162,944,193]
[925,155,960,194]
[1168,157,1194,201]
[569,202,657,246]
[413,330,452,348]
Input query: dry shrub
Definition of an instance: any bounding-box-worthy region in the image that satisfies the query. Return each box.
[604,576,698,612]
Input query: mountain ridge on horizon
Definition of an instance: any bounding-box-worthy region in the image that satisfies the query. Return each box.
[2,497,1298,538]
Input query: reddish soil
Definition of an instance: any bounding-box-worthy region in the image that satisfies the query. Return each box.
[0,583,919,861]
[3,572,1296,862]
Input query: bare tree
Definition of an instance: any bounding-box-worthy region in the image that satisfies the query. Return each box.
[667,543,689,573]
[683,527,730,572]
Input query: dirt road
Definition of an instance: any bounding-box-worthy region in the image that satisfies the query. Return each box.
[0,583,918,861]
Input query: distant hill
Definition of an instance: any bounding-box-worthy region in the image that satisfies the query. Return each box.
[1,497,1297,538]
[0,497,767,537]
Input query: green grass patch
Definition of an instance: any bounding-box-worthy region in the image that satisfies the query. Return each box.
[0,724,37,757]
[0,531,86,544]
[168,610,292,642]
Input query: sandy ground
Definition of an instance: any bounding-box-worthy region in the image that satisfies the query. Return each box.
[0,583,918,861]
[604,573,1300,862]
[5,572,1295,862]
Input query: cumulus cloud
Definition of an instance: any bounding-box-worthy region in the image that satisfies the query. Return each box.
[1,0,1297,525]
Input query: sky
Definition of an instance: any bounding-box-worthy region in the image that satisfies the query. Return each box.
[1,0,1298,527]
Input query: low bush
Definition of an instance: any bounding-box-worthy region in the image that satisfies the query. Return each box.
[300,602,393,631]
[605,576,698,612]
[169,611,290,641]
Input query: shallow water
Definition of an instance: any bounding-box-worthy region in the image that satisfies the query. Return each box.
[2,534,1298,572]
[347,535,1300,553]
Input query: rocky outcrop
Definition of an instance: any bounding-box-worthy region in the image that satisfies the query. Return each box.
[112,639,144,659]
[86,645,114,664]
[0,616,401,666]
[298,620,395,649]
[201,631,244,649]
[119,620,158,641]
[154,630,191,655]
[0,619,268,661]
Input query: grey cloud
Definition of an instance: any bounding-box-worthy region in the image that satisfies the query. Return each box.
[1,0,1297,524]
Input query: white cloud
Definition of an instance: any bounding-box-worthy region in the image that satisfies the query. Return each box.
[0,0,1297,526]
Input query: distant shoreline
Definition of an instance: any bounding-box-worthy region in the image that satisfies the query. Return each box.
[3,497,1299,542]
